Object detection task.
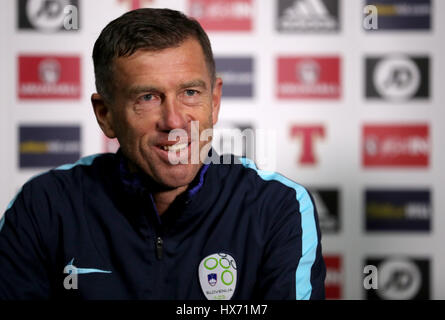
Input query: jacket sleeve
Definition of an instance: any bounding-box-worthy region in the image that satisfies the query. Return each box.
[0,184,52,300]
[256,184,326,300]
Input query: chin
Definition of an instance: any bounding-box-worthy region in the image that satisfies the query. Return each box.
[155,164,199,189]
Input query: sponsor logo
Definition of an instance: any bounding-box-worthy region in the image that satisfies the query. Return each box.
[324,255,343,299]
[309,188,340,233]
[64,258,112,275]
[365,0,431,30]
[215,57,253,98]
[118,0,153,10]
[18,55,81,100]
[277,0,340,32]
[63,258,112,290]
[366,55,429,101]
[290,125,325,165]
[188,0,253,31]
[198,253,237,300]
[363,124,429,167]
[277,57,341,99]
[365,189,431,232]
[365,257,430,300]
[19,125,81,168]
[18,0,79,32]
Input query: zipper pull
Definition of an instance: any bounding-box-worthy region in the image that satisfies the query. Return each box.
[156,236,163,260]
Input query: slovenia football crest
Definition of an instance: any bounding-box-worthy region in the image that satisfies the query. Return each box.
[198,253,237,300]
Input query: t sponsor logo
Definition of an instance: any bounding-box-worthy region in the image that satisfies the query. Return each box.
[188,0,253,31]
[309,188,340,234]
[365,189,431,232]
[277,57,341,99]
[324,255,343,299]
[18,55,81,100]
[19,125,81,168]
[18,0,79,32]
[365,0,431,30]
[366,55,429,101]
[277,0,340,32]
[365,257,430,300]
[290,125,325,165]
[215,57,253,98]
[362,124,430,167]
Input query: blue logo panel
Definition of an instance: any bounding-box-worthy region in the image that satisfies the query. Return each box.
[19,125,81,168]
[365,189,431,232]
[365,0,431,30]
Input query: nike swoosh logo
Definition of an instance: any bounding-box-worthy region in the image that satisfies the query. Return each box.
[64,258,112,275]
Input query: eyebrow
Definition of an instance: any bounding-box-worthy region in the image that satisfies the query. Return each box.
[179,79,207,90]
[128,85,161,96]
[127,79,208,97]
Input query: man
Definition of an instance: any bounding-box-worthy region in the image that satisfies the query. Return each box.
[0,8,325,299]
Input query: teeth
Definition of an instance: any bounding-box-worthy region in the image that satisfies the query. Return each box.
[162,143,188,152]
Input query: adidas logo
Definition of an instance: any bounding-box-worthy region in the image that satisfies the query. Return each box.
[278,0,338,31]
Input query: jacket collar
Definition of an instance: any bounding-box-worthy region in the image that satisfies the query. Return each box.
[116,148,210,203]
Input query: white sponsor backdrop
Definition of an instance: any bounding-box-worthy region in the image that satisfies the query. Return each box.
[1,0,444,299]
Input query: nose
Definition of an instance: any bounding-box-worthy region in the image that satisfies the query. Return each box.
[158,96,187,131]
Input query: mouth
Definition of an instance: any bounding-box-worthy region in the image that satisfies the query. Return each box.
[154,141,194,164]
[160,142,190,152]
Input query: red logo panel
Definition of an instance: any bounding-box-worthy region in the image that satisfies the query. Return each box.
[324,255,342,300]
[18,55,81,100]
[118,0,154,10]
[363,124,430,167]
[188,0,253,31]
[277,56,341,99]
[290,125,325,165]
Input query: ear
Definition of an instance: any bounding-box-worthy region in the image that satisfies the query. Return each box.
[91,93,116,138]
[211,77,223,126]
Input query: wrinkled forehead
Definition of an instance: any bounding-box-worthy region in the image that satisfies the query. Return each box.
[111,38,215,87]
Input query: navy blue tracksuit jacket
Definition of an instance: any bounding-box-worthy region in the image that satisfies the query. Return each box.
[0,151,325,299]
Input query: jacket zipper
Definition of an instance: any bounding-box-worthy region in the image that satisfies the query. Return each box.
[155,236,163,260]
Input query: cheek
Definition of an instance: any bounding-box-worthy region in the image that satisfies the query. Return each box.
[195,103,214,126]
[113,117,146,146]
[126,123,154,147]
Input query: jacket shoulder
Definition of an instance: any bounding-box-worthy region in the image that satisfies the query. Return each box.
[234,157,312,206]
[6,153,115,212]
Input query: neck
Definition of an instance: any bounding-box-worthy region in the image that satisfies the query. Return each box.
[152,185,188,215]
[122,154,202,215]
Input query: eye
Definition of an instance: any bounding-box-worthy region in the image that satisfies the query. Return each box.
[136,93,161,106]
[185,89,198,97]
[142,94,154,101]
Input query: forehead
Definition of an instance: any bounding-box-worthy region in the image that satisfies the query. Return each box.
[112,38,211,87]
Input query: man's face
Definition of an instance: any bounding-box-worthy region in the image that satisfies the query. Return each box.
[105,38,222,189]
